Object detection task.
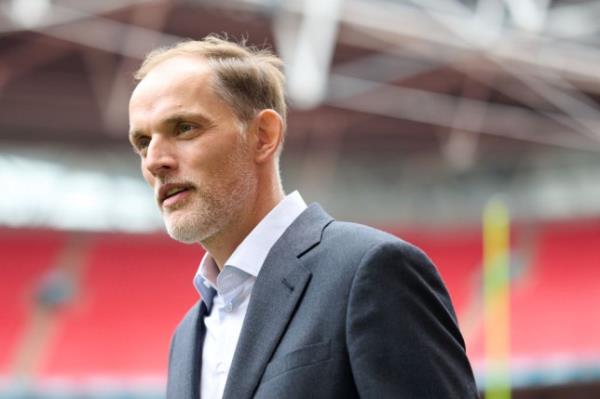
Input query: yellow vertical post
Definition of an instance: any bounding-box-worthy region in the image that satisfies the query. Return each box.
[483,198,511,399]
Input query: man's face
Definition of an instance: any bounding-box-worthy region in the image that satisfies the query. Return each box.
[128,56,257,244]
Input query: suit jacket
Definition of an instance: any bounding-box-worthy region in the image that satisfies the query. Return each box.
[167,204,479,398]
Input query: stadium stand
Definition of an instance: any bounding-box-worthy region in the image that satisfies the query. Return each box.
[1,218,598,391]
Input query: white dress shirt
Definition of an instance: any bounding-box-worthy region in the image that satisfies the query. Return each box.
[193,191,307,399]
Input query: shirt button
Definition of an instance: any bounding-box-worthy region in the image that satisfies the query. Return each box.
[224,302,233,312]
[216,362,226,373]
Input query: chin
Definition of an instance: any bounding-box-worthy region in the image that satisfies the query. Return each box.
[165,224,203,244]
[164,213,218,244]
[163,214,195,243]
[167,232,199,244]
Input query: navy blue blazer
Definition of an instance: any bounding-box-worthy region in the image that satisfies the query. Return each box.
[167,204,478,398]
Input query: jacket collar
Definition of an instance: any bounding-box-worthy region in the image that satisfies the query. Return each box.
[221,203,333,399]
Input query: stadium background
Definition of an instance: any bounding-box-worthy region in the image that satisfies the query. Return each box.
[1,0,599,397]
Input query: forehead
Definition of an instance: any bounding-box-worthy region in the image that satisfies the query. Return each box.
[129,56,217,116]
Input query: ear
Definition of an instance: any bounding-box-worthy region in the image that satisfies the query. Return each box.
[252,109,283,164]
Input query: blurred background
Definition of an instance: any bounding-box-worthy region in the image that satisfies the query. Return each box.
[1,0,599,397]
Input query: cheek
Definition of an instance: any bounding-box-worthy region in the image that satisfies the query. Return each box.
[181,133,248,177]
[184,147,223,175]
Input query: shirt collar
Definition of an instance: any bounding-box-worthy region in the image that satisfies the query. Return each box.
[194,191,307,300]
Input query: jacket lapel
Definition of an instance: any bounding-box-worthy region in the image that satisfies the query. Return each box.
[167,301,209,399]
[221,204,334,399]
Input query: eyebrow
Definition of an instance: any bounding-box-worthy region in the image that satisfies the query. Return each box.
[128,112,213,143]
[165,112,212,126]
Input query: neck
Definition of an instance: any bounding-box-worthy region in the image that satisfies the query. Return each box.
[201,180,284,270]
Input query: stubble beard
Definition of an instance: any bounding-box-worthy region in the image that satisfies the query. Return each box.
[162,142,256,244]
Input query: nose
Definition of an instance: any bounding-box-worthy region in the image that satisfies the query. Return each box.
[142,135,178,178]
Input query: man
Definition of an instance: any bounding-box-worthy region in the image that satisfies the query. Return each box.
[128,35,478,399]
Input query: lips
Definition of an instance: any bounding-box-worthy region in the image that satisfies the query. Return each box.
[158,183,193,206]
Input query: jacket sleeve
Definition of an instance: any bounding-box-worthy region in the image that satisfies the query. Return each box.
[346,241,479,398]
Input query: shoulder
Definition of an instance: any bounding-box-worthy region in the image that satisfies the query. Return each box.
[318,219,452,312]
[300,218,439,298]
[323,222,461,337]
[320,220,432,267]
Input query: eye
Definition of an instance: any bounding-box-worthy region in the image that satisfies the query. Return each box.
[133,136,151,154]
[176,122,196,134]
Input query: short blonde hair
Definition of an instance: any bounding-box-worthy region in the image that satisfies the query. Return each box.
[134,35,287,129]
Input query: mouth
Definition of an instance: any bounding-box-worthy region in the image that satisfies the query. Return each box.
[158,183,193,207]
